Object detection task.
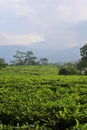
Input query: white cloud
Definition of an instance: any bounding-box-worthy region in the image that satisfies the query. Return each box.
[0,0,3,5]
[1,0,87,23]
[0,33,45,46]
[0,0,7,5]
[11,0,35,17]
[56,4,70,20]
[0,0,87,49]
[0,0,35,17]
[13,4,34,17]
[56,0,87,23]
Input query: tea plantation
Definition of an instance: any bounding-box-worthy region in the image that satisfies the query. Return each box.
[0,65,87,130]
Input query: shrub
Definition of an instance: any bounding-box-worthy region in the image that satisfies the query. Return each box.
[0,58,7,70]
[58,67,79,75]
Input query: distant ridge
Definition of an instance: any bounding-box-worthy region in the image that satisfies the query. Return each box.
[0,45,80,63]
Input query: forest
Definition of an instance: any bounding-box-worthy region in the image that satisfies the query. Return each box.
[0,44,87,130]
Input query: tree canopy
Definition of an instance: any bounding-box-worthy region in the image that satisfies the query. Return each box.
[11,50,48,66]
[79,43,87,69]
[0,58,7,69]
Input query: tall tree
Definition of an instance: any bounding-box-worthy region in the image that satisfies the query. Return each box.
[0,58,7,69]
[39,58,48,65]
[80,43,87,69]
[24,51,37,65]
[12,50,25,65]
[12,50,37,65]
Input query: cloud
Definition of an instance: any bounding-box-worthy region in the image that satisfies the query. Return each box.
[0,0,35,17]
[56,0,87,23]
[0,0,5,5]
[0,33,45,46]
[1,0,87,23]
[11,0,35,17]
[56,4,70,20]
[0,0,87,49]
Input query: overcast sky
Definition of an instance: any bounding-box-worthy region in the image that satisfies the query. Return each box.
[0,0,87,50]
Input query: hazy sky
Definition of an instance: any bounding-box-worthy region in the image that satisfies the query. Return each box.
[0,0,87,50]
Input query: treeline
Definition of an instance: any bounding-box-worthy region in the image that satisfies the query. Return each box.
[11,50,48,66]
[58,43,87,75]
[0,43,87,74]
[0,50,48,69]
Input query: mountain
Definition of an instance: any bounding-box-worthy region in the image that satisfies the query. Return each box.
[0,45,81,63]
[49,46,80,63]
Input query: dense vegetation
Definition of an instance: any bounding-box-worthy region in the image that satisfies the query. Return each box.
[58,43,87,75]
[11,50,48,66]
[0,44,87,129]
[0,43,87,75]
[0,65,87,130]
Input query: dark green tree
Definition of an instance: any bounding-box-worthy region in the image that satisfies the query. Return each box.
[11,50,37,65]
[24,51,37,65]
[39,58,48,65]
[0,58,7,69]
[79,43,87,69]
[58,64,79,75]
[12,50,25,65]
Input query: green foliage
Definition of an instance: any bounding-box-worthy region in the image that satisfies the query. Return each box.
[0,65,87,130]
[24,51,37,65]
[58,64,79,75]
[0,58,7,70]
[13,50,25,65]
[11,50,49,66]
[80,43,87,58]
[11,50,37,65]
[78,43,87,70]
[39,58,48,65]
